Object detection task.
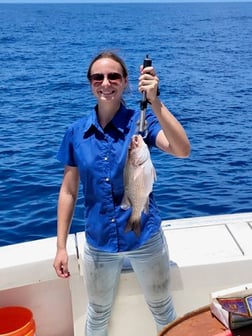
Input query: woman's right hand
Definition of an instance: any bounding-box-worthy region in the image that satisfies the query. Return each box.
[53,248,70,278]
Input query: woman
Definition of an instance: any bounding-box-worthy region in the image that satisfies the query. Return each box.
[53,51,190,335]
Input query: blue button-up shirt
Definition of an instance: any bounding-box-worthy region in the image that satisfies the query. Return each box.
[57,104,162,252]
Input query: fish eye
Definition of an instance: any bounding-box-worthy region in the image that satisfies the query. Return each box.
[133,135,138,143]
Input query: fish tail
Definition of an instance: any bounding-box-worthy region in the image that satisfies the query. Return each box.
[125,216,141,236]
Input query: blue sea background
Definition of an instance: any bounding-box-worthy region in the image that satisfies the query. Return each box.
[0,2,251,247]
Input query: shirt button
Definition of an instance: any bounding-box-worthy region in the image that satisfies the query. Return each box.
[105,177,110,182]
[111,218,115,222]
[104,156,108,161]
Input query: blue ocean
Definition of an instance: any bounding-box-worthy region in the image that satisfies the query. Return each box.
[0,2,251,247]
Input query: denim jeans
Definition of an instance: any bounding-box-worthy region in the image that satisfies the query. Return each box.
[84,229,176,336]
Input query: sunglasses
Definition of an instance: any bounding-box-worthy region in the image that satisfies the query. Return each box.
[90,72,123,84]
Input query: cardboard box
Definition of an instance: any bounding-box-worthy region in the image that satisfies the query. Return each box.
[210,283,252,329]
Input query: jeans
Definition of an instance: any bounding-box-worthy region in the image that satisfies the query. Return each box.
[84,229,176,336]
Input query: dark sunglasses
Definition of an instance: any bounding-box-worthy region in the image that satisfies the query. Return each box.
[90,72,123,83]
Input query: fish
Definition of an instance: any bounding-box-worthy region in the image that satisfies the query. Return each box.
[121,134,156,236]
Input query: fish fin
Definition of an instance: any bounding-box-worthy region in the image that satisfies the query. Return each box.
[120,195,131,210]
[132,165,144,181]
[152,166,157,181]
[143,198,149,214]
[133,222,141,236]
[125,217,141,237]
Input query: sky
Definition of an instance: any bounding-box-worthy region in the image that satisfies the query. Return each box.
[0,0,251,3]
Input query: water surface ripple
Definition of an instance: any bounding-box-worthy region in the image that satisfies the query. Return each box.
[0,3,251,246]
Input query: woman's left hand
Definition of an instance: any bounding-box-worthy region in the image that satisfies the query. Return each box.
[138,65,159,104]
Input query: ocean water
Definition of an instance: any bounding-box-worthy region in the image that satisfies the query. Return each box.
[0,2,251,247]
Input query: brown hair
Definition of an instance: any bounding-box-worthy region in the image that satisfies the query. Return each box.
[87,51,128,81]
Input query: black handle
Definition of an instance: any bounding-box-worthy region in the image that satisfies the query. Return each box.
[143,55,152,69]
[140,55,152,110]
[141,55,160,108]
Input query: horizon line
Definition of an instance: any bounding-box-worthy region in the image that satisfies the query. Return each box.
[1,0,252,3]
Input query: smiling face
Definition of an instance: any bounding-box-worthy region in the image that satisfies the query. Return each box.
[89,58,128,105]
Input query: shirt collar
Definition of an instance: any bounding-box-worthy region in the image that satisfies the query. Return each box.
[111,104,134,134]
[83,104,134,137]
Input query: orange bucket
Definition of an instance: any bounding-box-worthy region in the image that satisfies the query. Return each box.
[158,306,228,336]
[0,306,36,336]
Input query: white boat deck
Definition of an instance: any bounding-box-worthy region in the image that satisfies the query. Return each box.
[1,212,252,336]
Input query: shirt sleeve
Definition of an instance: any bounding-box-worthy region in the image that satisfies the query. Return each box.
[56,126,77,167]
[145,109,161,148]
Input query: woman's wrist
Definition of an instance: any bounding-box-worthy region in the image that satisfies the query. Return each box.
[150,96,162,108]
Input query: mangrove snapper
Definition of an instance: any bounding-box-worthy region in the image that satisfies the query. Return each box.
[121,134,156,236]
